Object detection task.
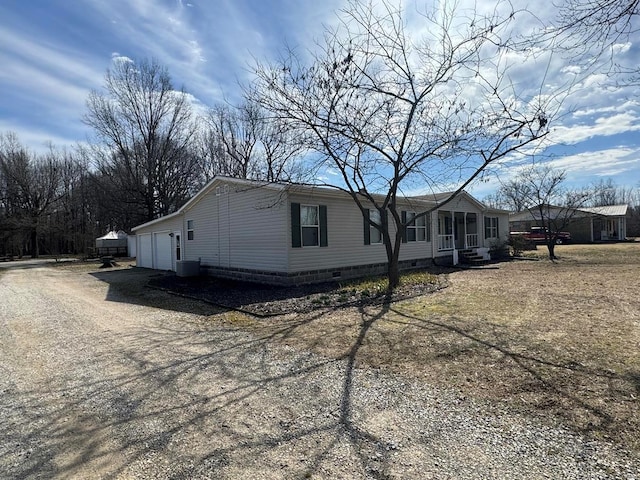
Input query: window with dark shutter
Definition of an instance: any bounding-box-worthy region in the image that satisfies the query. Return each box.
[319,205,328,247]
[291,203,301,247]
[363,209,371,245]
[401,210,407,243]
[292,203,328,247]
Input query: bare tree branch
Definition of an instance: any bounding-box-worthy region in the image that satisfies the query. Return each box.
[252,0,562,289]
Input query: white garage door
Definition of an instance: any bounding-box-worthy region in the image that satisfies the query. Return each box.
[137,234,153,268]
[154,232,172,271]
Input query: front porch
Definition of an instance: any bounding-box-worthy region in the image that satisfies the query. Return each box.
[437,211,479,251]
[592,216,626,241]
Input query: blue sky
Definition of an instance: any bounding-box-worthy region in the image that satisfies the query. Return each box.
[1,0,639,198]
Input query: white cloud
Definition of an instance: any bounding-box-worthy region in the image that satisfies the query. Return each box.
[111,52,134,64]
[547,147,640,177]
[551,112,640,145]
[612,42,632,55]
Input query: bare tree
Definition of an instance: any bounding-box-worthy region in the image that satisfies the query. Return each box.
[498,178,534,212]
[199,99,305,183]
[84,58,200,225]
[550,0,639,84]
[481,192,508,210]
[0,133,66,257]
[588,178,638,206]
[509,164,590,259]
[258,112,306,182]
[201,102,260,180]
[252,1,561,289]
[555,0,638,48]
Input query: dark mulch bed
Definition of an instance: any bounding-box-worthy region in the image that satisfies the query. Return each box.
[148,273,447,316]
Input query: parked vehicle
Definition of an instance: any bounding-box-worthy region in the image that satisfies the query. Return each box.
[509,226,571,244]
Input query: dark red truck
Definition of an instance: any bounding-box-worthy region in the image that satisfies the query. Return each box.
[510,226,571,244]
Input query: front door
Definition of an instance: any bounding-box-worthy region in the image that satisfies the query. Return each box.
[173,231,182,270]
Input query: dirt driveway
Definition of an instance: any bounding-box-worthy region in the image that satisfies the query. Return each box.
[0,261,638,479]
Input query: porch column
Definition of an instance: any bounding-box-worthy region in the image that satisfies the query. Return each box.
[451,211,455,251]
[619,217,625,240]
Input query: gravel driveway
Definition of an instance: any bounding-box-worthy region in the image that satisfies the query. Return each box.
[0,265,638,479]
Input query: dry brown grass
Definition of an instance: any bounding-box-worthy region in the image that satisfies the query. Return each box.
[230,243,640,452]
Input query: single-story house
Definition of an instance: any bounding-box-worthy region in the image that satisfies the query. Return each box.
[509,204,629,243]
[131,176,510,285]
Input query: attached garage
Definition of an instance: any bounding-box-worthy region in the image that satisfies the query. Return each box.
[133,214,183,271]
[137,234,153,269]
[153,232,172,271]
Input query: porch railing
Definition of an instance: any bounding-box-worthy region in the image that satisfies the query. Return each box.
[438,234,454,251]
[466,233,479,248]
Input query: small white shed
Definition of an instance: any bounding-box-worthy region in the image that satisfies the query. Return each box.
[95,230,129,256]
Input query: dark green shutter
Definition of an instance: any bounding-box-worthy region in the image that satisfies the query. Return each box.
[484,216,489,239]
[401,211,407,243]
[363,209,371,245]
[496,217,500,238]
[319,205,328,247]
[382,210,388,242]
[291,202,301,248]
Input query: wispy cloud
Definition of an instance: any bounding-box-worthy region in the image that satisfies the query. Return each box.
[1,0,639,193]
[551,112,640,145]
[547,147,640,177]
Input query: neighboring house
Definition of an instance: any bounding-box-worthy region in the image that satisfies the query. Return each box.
[131,176,509,285]
[509,204,629,243]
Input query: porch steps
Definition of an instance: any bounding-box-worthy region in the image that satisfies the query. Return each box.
[459,249,487,266]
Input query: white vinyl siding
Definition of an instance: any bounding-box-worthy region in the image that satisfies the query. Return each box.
[182,183,288,272]
[288,196,433,273]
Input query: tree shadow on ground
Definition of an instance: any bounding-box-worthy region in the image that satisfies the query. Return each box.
[2,272,403,479]
[89,268,223,316]
[386,306,640,449]
[90,267,443,316]
[7,265,636,478]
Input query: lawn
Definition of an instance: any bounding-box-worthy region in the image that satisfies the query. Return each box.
[224,242,640,452]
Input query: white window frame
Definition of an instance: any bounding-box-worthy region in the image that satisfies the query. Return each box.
[186,219,194,241]
[407,211,427,242]
[484,216,499,239]
[301,205,319,247]
[369,209,383,244]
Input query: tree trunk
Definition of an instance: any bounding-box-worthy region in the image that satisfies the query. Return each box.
[546,241,556,260]
[387,259,400,291]
[385,230,403,291]
[30,228,39,259]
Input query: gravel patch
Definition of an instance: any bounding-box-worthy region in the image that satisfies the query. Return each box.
[1,265,638,478]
